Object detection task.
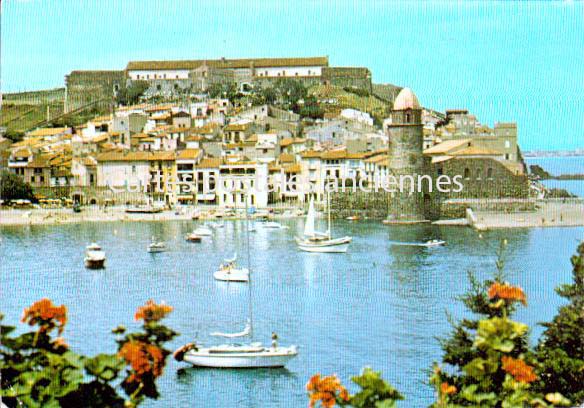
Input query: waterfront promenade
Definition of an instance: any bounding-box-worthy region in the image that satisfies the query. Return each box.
[1,199,583,229]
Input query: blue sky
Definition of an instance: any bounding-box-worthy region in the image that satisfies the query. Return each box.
[1,0,583,151]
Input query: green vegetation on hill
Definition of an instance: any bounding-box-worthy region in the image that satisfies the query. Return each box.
[371,83,403,104]
[0,102,65,133]
[308,84,389,123]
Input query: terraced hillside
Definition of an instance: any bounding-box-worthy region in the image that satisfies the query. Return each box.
[0,102,65,132]
[308,84,389,122]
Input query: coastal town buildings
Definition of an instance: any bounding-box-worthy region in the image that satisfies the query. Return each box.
[0,56,532,217]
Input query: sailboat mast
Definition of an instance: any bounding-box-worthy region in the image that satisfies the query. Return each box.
[327,186,332,239]
[245,193,254,340]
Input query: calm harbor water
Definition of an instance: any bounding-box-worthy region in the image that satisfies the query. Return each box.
[1,220,583,407]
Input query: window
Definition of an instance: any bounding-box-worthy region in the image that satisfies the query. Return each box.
[437,166,443,176]
[156,84,162,91]
[505,140,510,148]
[405,113,411,123]
[464,168,470,179]
[132,165,136,174]
[476,168,481,180]
[505,153,510,160]
[487,168,493,179]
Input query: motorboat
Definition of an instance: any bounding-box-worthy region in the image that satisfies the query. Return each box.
[296,197,352,253]
[346,215,360,221]
[389,239,447,247]
[185,232,202,242]
[175,197,298,369]
[209,221,225,229]
[423,239,447,247]
[147,237,167,253]
[262,221,288,229]
[193,225,213,236]
[84,243,106,269]
[213,254,249,282]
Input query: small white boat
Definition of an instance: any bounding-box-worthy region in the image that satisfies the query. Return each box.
[295,236,352,253]
[297,197,352,253]
[248,225,257,232]
[346,215,360,221]
[193,226,213,236]
[84,243,106,269]
[185,232,202,243]
[262,221,288,229]
[390,239,446,247]
[147,237,167,253]
[423,239,446,247]
[213,254,249,282]
[209,221,225,229]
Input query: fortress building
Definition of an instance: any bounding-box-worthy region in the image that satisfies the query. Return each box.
[65,56,372,112]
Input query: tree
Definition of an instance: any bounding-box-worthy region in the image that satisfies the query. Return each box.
[116,81,149,106]
[298,95,324,119]
[3,129,24,143]
[273,78,307,111]
[207,82,239,101]
[429,241,570,407]
[0,298,177,407]
[535,242,584,403]
[0,170,36,203]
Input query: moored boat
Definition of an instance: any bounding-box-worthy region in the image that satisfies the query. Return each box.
[193,226,213,236]
[147,237,167,253]
[185,232,202,242]
[213,254,249,282]
[296,196,352,253]
[84,243,106,269]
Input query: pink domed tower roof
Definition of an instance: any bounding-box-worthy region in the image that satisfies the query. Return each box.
[393,87,421,110]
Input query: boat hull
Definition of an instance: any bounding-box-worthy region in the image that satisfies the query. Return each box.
[297,243,350,253]
[147,247,167,253]
[84,259,105,269]
[183,348,297,368]
[213,269,249,282]
[296,236,352,253]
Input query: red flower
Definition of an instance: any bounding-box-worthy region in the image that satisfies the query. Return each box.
[440,382,457,395]
[134,300,173,323]
[488,282,527,305]
[119,340,166,383]
[21,298,68,334]
[501,356,537,384]
[307,374,349,407]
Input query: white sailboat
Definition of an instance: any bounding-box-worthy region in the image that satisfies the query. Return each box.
[296,196,352,253]
[193,225,213,236]
[213,253,249,282]
[147,236,167,253]
[175,197,298,368]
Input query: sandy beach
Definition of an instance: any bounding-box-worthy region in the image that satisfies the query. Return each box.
[0,205,305,226]
[471,201,584,230]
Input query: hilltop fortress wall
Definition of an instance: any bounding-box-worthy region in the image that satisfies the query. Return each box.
[63,57,373,111]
